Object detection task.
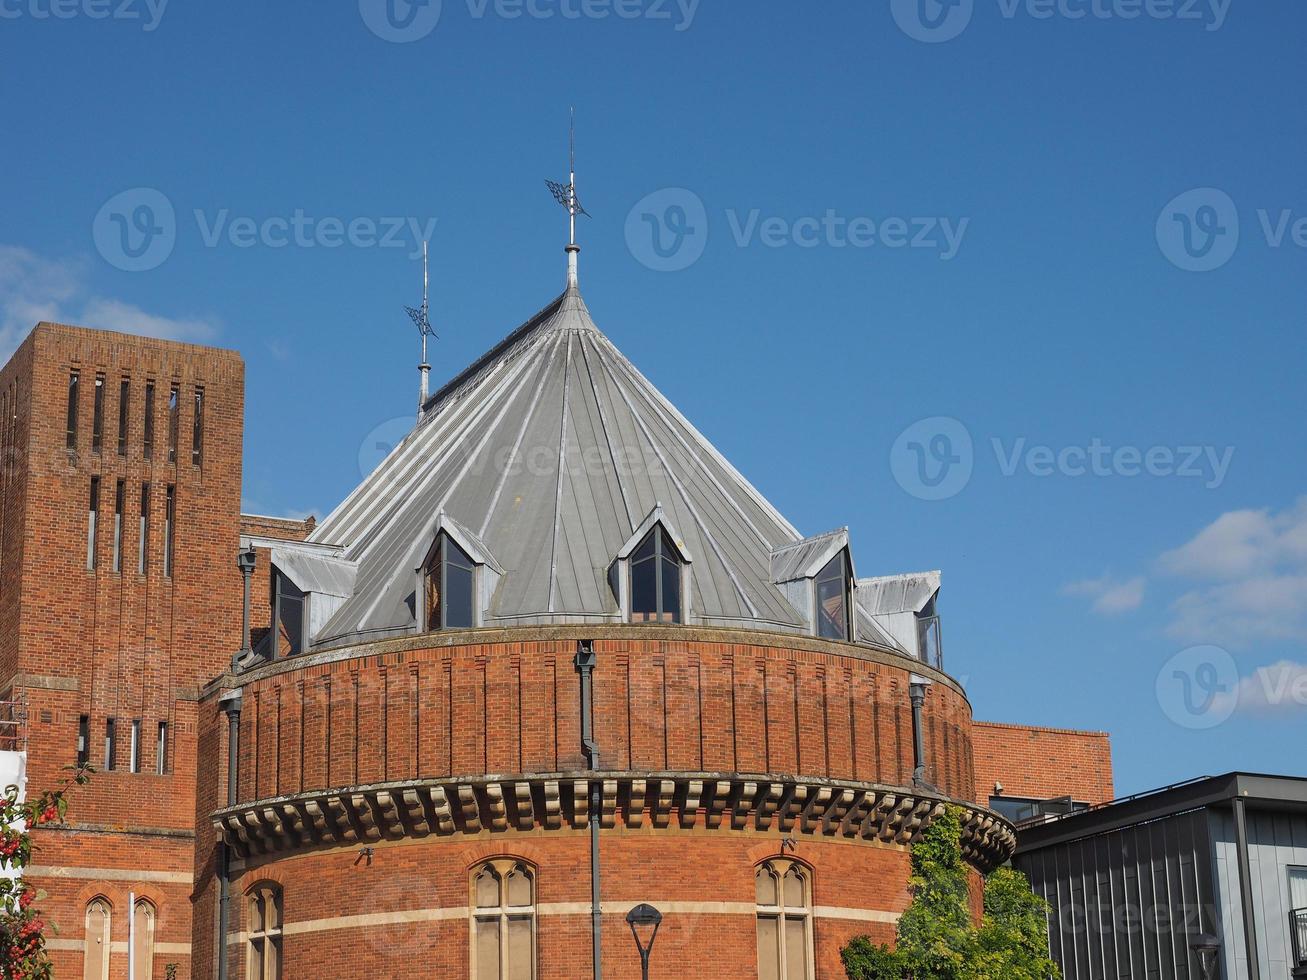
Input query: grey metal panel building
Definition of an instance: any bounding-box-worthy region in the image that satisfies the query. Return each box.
[1014,773,1307,980]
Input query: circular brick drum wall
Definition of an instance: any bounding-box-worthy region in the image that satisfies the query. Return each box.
[199,626,1013,979]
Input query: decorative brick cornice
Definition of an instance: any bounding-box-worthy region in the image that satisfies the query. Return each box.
[213,772,1014,873]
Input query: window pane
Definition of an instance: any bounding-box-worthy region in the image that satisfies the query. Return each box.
[251,895,265,932]
[756,916,780,980]
[133,903,155,980]
[266,937,281,980]
[425,545,442,631]
[631,556,657,622]
[507,915,533,980]
[444,561,474,629]
[632,530,657,563]
[445,536,475,570]
[756,868,777,906]
[248,939,264,980]
[476,870,500,908]
[475,918,501,980]
[267,889,282,929]
[660,557,681,623]
[506,868,531,907]
[816,554,848,640]
[783,868,805,909]
[785,916,808,979]
[84,900,110,980]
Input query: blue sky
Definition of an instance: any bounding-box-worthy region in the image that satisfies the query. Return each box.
[3,0,1305,796]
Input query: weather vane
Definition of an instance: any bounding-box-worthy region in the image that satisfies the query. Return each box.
[406,241,437,418]
[546,107,590,285]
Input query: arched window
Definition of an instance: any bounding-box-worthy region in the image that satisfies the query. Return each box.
[425,532,476,631]
[629,525,683,623]
[133,899,157,980]
[247,884,283,980]
[755,860,813,980]
[814,551,851,641]
[83,898,111,980]
[471,859,536,980]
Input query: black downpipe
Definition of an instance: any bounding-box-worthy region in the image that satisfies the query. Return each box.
[909,680,929,787]
[575,641,601,980]
[217,690,243,980]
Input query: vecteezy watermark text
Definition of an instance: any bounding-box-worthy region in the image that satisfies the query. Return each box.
[94,188,435,272]
[358,0,698,42]
[890,417,1235,500]
[891,0,1230,43]
[1157,187,1307,272]
[625,188,969,271]
[0,0,168,30]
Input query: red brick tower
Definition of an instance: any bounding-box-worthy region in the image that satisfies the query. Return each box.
[0,322,244,979]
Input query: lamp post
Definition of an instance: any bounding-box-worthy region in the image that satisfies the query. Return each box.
[1190,933,1221,980]
[626,904,662,980]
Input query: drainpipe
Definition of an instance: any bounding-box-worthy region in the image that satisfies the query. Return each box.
[234,548,257,669]
[1233,795,1261,980]
[575,640,602,980]
[909,676,931,788]
[217,689,243,980]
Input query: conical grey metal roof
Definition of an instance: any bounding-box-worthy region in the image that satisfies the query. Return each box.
[308,276,902,650]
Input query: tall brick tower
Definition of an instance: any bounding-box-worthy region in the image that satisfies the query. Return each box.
[0,323,244,979]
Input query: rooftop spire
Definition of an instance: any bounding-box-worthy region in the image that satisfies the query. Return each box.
[405,241,438,420]
[546,107,590,289]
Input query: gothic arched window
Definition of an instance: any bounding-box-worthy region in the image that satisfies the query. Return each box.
[83,898,111,980]
[629,525,683,624]
[755,859,813,980]
[133,899,157,980]
[247,883,283,980]
[471,860,536,980]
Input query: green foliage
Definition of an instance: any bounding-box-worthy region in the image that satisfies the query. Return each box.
[0,764,93,980]
[841,806,1061,980]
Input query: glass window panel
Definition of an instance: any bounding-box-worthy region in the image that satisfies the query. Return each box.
[783,868,805,909]
[756,916,780,980]
[660,557,681,623]
[247,940,263,980]
[267,889,282,929]
[84,900,110,980]
[631,557,657,622]
[785,916,809,979]
[476,870,500,908]
[475,918,501,980]
[632,530,657,564]
[506,868,532,907]
[507,915,533,980]
[445,536,475,571]
[266,937,281,980]
[816,554,849,640]
[444,561,474,629]
[425,545,442,631]
[133,903,155,980]
[251,894,265,932]
[756,868,777,906]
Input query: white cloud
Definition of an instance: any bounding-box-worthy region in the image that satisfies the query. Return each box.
[1209,660,1307,717]
[0,245,218,359]
[1062,574,1146,615]
[1161,498,1307,646]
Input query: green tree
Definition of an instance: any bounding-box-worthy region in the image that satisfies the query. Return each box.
[842,806,1060,980]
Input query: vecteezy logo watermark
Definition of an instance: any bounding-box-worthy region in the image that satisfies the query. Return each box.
[358,0,443,42]
[625,190,969,271]
[93,188,437,271]
[891,0,975,43]
[890,417,975,501]
[1157,187,1307,273]
[358,417,417,478]
[1155,188,1239,272]
[890,420,1235,500]
[0,0,170,30]
[93,188,177,273]
[892,0,1230,42]
[1156,645,1238,730]
[361,0,698,41]
[625,188,709,273]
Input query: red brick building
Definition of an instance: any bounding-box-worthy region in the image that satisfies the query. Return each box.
[4,259,1111,979]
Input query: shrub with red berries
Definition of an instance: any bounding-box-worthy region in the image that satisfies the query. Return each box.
[0,765,92,980]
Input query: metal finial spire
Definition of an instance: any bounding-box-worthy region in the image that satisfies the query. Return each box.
[405,241,437,418]
[546,107,590,287]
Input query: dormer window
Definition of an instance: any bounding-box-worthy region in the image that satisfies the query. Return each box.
[272,566,305,657]
[630,525,683,624]
[424,533,476,630]
[814,551,851,641]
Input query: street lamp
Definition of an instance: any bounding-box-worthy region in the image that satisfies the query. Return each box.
[1190,933,1221,980]
[626,904,663,980]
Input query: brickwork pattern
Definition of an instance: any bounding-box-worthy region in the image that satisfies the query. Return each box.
[971,721,1114,805]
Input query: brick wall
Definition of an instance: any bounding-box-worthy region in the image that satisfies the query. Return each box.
[971,721,1114,805]
[0,321,245,980]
